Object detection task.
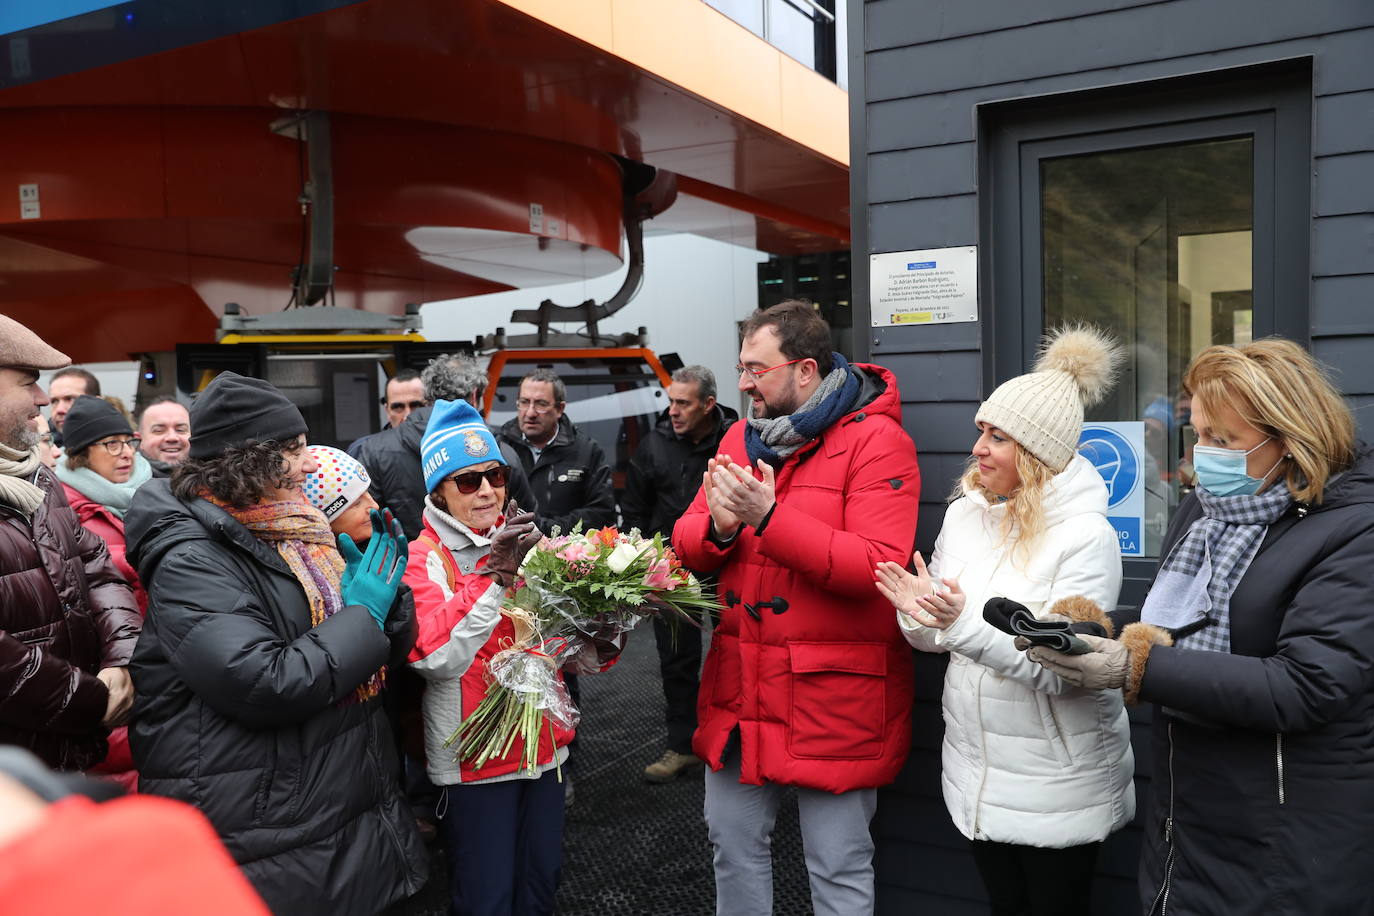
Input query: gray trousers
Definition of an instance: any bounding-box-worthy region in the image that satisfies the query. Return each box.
[703,755,878,916]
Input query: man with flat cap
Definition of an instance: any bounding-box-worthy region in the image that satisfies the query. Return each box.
[0,314,142,772]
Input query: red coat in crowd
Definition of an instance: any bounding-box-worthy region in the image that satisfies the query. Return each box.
[675,363,920,793]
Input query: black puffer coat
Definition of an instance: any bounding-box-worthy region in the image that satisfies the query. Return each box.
[497,415,615,534]
[0,465,140,770]
[1129,445,1374,915]
[354,405,535,539]
[621,405,736,539]
[125,478,426,915]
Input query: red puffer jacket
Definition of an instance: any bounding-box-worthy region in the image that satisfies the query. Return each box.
[674,364,920,793]
[62,483,147,791]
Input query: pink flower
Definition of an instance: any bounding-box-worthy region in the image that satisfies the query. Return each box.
[558,542,592,563]
[643,559,677,591]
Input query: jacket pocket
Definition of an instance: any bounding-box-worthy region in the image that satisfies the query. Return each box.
[787,641,886,760]
[699,633,741,716]
[1033,691,1074,767]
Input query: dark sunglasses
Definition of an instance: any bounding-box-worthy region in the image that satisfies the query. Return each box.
[385,399,427,412]
[444,466,510,494]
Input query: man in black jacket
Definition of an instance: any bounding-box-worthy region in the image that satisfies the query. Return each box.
[353,354,534,540]
[496,368,616,534]
[622,365,735,782]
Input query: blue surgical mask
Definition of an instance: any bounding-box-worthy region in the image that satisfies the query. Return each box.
[1193,437,1279,497]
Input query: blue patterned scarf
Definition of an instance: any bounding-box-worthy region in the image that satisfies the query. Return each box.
[1140,481,1293,653]
[744,353,861,467]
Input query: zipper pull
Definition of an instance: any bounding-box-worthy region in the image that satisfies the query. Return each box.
[1164,816,1173,842]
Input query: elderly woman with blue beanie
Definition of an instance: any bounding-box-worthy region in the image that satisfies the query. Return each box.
[405,398,566,916]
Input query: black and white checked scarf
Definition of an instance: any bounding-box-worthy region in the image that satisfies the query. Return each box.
[1140,482,1293,653]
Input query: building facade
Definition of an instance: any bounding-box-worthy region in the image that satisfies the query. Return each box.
[851,2,1374,911]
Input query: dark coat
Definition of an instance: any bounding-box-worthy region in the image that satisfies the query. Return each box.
[0,466,140,770]
[621,405,737,540]
[125,478,426,916]
[1128,445,1374,915]
[497,414,616,535]
[354,404,535,540]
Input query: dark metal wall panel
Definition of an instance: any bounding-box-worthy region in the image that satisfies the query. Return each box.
[1315,152,1374,217]
[857,0,1374,911]
[865,0,1374,102]
[864,0,1162,52]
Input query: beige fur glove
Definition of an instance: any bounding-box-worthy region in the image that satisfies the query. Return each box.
[1025,623,1172,703]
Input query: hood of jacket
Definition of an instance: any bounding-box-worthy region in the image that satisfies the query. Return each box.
[1312,441,1374,511]
[848,361,904,427]
[125,478,289,584]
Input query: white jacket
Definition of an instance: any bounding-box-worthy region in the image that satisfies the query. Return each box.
[900,454,1134,847]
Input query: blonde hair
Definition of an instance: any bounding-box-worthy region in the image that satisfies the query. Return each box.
[956,440,1056,566]
[1184,338,1355,504]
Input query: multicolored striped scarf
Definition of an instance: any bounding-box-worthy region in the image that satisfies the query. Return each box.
[206,492,386,702]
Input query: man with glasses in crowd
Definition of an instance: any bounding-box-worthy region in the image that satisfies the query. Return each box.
[0,315,142,775]
[622,365,736,784]
[496,368,615,535]
[673,300,919,916]
[136,396,191,476]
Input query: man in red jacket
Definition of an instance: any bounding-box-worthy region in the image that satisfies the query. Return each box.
[674,300,920,916]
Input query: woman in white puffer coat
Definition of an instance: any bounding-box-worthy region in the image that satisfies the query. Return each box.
[876,326,1134,916]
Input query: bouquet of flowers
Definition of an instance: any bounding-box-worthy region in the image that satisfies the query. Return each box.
[448,525,718,775]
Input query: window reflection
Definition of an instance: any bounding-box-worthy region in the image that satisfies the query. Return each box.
[1042,137,1253,556]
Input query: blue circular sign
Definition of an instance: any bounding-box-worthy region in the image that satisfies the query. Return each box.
[1078,425,1139,509]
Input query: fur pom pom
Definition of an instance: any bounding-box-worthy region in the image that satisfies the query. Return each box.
[1034,324,1123,408]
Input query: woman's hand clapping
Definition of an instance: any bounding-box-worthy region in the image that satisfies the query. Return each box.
[875,551,965,630]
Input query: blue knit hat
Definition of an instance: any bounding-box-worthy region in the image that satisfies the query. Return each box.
[420,399,506,493]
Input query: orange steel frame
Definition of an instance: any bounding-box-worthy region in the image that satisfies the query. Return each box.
[481,348,673,418]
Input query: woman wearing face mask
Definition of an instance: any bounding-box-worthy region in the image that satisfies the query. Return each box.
[876,327,1132,916]
[124,373,426,915]
[1024,339,1374,915]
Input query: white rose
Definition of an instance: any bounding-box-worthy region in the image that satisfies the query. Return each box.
[606,542,647,574]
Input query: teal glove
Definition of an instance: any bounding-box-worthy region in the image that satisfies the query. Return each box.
[339,509,409,629]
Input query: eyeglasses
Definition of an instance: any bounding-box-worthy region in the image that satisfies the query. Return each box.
[443,466,510,494]
[94,436,141,456]
[736,357,805,380]
[516,398,557,413]
[384,399,426,412]
[37,434,53,445]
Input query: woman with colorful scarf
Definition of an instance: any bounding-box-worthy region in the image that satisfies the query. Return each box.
[123,372,427,915]
[1025,339,1374,916]
[55,395,153,791]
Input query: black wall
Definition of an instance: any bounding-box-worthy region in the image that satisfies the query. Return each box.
[850,2,1374,912]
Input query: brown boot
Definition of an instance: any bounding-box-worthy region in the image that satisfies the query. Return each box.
[643,749,704,784]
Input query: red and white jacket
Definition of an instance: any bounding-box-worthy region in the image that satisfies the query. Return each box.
[404,503,572,785]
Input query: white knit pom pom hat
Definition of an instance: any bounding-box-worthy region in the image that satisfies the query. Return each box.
[975,324,1123,472]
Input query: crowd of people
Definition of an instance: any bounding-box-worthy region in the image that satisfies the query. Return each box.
[2,300,1373,916]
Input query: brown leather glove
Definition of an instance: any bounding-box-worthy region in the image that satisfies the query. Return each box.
[485,500,542,588]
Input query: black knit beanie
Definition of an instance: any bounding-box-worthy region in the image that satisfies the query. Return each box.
[61,396,132,455]
[189,372,307,459]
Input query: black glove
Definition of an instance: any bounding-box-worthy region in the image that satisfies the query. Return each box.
[485,500,542,588]
[982,597,1093,655]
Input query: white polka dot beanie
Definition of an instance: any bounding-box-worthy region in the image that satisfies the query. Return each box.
[302,445,371,521]
[975,325,1123,472]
